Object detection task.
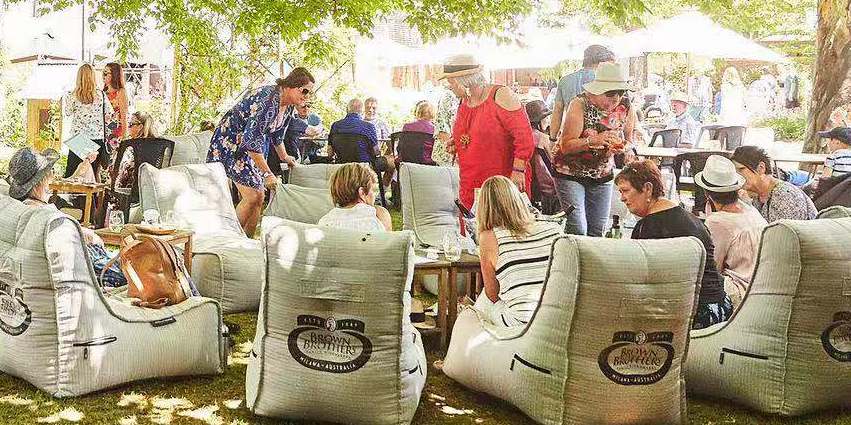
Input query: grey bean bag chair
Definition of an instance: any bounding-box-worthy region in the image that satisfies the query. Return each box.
[0,196,225,397]
[165,131,213,167]
[287,163,345,189]
[444,236,704,424]
[264,182,334,224]
[399,163,461,248]
[246,217,426,424]
[686,217,851,415]
[138,162,263,313]
[817,205,851,219]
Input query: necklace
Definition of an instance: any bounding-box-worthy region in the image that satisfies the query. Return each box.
[459,85,489,149]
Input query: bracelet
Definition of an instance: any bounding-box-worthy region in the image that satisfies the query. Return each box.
[262,171,274,178]
[512,167,526,173]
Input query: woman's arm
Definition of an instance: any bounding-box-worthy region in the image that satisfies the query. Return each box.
[273,144,297,169]
[478,229,500,302]
[554,98,607,155]
[117,88,129,137]
[375,205,393,231]
[495,86,534,190]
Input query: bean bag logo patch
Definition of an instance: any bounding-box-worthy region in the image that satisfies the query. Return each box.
[821,311,851,362]
[598,330,675,385]
[0,284,31,336]
[288,315,373,374]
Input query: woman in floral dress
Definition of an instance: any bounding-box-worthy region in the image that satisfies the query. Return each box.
[551,62,637,236]
[207,67,314,236]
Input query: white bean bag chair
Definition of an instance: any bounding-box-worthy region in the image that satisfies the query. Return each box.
[264,183,333,224]
[685,217,851,415]
[444,235,705,425]
[0,178,9,196]
[399,163,461,248]
[0,196,225,397]
[287,163,344,189]
[138,162,263,313]
[246,218,426,424]
[166,131,213,167]
[817,205,851,219]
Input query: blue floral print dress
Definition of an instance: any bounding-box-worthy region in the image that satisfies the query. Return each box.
[207,85,294,190]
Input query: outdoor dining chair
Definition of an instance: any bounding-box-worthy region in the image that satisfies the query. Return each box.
[107,137,174,222]
[329,132,388,208]
[389,131,438,209]
[717,126,747,151]
[695,124,724,149]
[650,129,683,170]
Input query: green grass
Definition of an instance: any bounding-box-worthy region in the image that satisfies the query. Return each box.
[1,211,849,424]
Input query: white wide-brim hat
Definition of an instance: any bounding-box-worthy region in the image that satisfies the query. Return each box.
[670,91,691,104]
[694,155,746,193]
[438,54,484,80]
[582,62,638,95]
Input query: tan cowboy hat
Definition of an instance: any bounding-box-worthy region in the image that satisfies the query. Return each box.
[582,62,637,95]
[694,155,746,193]
[438,54,484,80]
[670,91,692,104]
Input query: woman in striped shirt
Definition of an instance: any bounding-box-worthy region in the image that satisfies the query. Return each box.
[474,176,562,327]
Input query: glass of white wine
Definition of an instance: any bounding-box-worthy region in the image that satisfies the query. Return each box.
[442,231,462,262]
[109,211,124,232]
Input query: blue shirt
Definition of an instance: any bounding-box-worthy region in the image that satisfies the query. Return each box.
[329,113,378,162]
[307,113,322,127]
[556,68,595,105]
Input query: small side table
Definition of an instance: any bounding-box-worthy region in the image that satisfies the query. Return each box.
[95,226,194,273]
[49,180,107,227]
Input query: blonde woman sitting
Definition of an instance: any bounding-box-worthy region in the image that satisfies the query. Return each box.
[318,163,393,231]
[475,175,562,327]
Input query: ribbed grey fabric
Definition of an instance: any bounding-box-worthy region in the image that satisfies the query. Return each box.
[399,163,461,247]
[166,131,213,167]
[138,163,263,313]
[0,196,225,397]
[444,235,704,425]
[246,218,426,424]
[288,164,345,189]
[0,179,8,196]
[686,217,851,416]
[817,206,851,219]
[264,183,334,224]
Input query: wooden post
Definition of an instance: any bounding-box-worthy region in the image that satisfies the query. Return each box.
[171,48,181,131]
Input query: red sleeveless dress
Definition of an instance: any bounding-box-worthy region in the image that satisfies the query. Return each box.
[452,86,534,209]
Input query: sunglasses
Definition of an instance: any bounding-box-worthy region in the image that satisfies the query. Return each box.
[604,90,626,98]
[300,88,313,96]
[129,121,142,127]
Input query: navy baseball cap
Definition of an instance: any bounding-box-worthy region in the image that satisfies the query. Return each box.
[818,127,851,144]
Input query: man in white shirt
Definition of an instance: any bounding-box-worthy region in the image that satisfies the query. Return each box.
[817,127,851,177]
[665,91,700,147]
[364,97,392,140]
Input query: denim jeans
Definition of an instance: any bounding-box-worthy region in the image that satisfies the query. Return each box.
[554,177,613,237]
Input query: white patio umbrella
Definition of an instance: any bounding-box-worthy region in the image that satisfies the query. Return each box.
[612,11,788,63]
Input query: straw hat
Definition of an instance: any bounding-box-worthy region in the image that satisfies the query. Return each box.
[670,91,691,104]
[694,155,745,193]
[582,62,637,95]
[438,54,484,80]
[6,148,59,200]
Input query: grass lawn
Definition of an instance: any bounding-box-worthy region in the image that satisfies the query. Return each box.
[1,213,849,424]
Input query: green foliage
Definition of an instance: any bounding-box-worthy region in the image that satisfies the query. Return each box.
[0,50,26,150]
[754,112,808,141]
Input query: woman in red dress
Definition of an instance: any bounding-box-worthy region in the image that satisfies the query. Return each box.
[440,55,534,209]
[103,62,129,145]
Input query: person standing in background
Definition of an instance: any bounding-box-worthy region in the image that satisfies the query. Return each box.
[433,86,459,165]
[63,64,115,181]
[549,45,615,144]
[103,62,129,145]
[364,97,391,140]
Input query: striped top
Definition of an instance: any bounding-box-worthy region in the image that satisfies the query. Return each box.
[491,221,562,327]
[826,148,851,176]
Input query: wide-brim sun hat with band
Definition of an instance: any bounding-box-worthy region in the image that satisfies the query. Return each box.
[694,155,745,193]
[438,54,484,80]
[6,147,59,200]
[525,100,552,123]
[582,62,638,95]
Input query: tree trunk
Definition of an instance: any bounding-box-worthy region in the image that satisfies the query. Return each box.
[805,0,851,153]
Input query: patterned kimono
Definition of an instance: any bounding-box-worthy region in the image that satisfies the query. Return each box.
[207,85,294,190]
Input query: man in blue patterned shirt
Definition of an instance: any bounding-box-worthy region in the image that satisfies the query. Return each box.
[329,98,379,162]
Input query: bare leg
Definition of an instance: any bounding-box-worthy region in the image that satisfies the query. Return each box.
[234,182,263,237]
[382,155,396,188]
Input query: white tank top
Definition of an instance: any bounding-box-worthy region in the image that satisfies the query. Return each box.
[317,203,385,232]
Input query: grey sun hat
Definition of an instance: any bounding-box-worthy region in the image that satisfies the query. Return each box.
[6,147,59,200]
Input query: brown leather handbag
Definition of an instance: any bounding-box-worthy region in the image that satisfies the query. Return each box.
[101,234,194,308]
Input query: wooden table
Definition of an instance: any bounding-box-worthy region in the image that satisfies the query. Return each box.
[95,225,195,273]
[413,251,481,350]
[636,146,729,159]
[637,146,828,176]
[49,180,107,227]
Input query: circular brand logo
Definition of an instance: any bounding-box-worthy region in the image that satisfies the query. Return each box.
[821,312,851,362]
[288,315,373,374]
[598,330,675,386]
[0,290,31,336]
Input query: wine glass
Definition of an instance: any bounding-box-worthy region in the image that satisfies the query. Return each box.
[143,209,160,226]
[442,231,462,262]
[161,210,176,229]
[109,211,124,232]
